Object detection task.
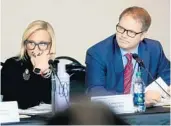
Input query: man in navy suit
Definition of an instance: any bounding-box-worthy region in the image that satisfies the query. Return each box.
[85,6,170,105]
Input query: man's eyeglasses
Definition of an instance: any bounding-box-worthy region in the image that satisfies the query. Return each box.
[24,40,51,51]
[116,24,144,38]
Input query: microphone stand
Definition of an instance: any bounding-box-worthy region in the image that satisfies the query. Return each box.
[132,54,170,97]
[51,68,57,115]
[49,60,59,115]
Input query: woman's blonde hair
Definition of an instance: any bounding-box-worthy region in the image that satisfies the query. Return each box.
[19,20,56,60]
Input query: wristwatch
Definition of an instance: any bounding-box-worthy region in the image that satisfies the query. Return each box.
[33,68,41,75]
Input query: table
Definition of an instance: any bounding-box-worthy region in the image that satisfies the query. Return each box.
[120,106,170,125]
[2,106,170,125]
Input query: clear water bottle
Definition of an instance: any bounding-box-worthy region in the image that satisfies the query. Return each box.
[133,71,146,112]
[51,62,70,114]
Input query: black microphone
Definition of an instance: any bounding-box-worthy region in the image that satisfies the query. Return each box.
[48,59,54,66]
[48,59,59,67]
[132,53,170,97]
[48,59,59,73]
[132,53,145,68]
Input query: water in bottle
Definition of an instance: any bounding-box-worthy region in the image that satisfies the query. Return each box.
[133,71,146,112]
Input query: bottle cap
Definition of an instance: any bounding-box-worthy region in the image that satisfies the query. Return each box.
[136,72,141,77]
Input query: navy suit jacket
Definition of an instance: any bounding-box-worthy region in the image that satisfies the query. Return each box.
[85,35,170,96]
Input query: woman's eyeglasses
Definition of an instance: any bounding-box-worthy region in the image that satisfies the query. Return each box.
[24,40,51,51]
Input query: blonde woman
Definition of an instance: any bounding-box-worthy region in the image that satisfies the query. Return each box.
[1,20,56,109]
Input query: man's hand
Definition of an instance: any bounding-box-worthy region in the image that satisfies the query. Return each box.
[145,90,161,107]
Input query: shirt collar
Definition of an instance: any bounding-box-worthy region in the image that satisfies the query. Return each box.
[120,44,139,57]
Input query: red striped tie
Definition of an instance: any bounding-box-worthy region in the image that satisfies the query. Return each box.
[124,53,133,94]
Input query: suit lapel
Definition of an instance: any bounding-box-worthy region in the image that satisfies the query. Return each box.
[138,40,150,84]
[113,41,124,73]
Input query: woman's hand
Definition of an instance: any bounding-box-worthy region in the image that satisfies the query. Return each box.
[31,50,51,72]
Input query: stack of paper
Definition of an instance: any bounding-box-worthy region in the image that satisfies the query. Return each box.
[154,98,170,106]
[19,103,51,115]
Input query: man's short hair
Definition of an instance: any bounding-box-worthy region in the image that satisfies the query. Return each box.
[119,6,151,31]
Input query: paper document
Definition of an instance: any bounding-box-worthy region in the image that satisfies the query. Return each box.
[154,98,170,106]
[91,94,135,114]
[145,77,169,98]
[0,101,20,123]
[0,95,3,102]
[19,103,51,115]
